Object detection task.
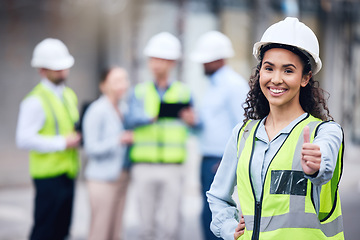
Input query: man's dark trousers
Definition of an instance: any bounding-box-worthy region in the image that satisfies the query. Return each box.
[201,156,221,240]
[30,174,75,240]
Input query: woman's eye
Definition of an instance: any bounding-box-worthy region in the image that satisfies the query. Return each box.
[284,69,293,73]
[264,67,272,71]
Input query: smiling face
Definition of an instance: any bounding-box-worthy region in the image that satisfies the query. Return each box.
[259,48,311,112]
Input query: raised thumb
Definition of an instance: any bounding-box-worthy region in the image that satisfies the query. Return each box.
[303,125,310,144]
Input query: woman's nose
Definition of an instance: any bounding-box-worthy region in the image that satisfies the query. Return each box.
[271,71,283,84]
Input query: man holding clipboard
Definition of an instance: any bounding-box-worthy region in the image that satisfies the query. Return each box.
[127,32,196,240]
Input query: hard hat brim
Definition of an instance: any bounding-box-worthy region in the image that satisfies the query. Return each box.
[144,48,180,60]
[31,56,74,71]
[189,52,234,64]
[189,53,219,64]
[253,41,322,75]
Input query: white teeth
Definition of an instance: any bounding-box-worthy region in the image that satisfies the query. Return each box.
[270,88,285,93]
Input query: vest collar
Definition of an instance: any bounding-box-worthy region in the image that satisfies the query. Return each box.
[257,113,309,143]
[154,79,176,91]
[41,78,65,99]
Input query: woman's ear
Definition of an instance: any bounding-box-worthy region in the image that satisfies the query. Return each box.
[301,72,312,87]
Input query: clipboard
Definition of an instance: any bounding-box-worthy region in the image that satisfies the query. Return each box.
[158,102,190,118]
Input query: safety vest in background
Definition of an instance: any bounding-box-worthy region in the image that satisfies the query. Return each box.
[236,114,344,239]
[130,81,191,164]
[27,83,80,179]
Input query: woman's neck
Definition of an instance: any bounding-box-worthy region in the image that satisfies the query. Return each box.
[105,94,121,114]
[265,106,305,141]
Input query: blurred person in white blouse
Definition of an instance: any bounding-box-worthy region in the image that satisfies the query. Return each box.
[82,66,133,240]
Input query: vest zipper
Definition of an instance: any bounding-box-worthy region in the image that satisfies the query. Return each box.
[252,201,262,240]
[248,114,311,240]
[248,125,262,240]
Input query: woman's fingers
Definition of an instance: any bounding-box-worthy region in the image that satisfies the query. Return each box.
[234,215,245,240]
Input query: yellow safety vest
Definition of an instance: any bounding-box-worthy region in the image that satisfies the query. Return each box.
[130,81,191,164]
[236,114,344,239]
[27,83,80,179]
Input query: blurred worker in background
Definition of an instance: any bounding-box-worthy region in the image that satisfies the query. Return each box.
[190,31,249,240]
[127,32,196,240]
[16,38,81,240]
[83,66,133,240]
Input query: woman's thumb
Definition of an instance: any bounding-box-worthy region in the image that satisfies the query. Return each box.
[303,125,310,143]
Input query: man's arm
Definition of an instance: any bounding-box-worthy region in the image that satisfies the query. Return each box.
[16,96,67,152]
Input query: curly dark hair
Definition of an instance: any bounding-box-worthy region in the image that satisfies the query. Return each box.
[243,46,333,123]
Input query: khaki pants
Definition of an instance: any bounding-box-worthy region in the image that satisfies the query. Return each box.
[131,163,183,240]
[87,170,130,240]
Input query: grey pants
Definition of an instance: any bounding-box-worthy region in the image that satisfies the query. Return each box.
[131,163,184,240]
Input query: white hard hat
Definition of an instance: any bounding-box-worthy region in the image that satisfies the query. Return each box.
[253,17,322,75]
[143,32,181,60]
[31,38,74,71]
[190,31,234,64]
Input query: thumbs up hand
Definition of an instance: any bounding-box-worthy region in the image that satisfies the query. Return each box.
[301,126,321,176]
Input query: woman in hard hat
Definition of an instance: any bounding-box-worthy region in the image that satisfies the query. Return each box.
[207,17,344,240]
[82,67,133,240]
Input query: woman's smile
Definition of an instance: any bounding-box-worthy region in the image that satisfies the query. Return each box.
[268,87,287,95]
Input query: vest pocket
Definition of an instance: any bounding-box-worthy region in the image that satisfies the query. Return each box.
[270,170,307,196]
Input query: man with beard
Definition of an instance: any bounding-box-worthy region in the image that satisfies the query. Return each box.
[190,31,249,240]
[16,38,81,240]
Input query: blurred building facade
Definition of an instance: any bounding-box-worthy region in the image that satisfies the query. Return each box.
[1,0,360,186]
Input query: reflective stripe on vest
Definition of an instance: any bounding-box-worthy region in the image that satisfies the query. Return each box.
[28,83,80,179]
[236,114,344,239]
[130,81,191,163]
